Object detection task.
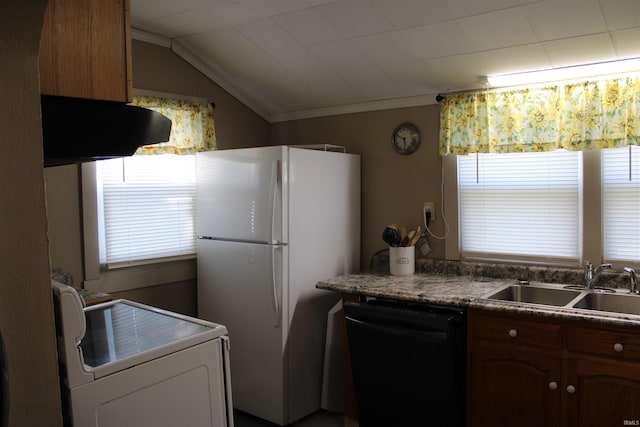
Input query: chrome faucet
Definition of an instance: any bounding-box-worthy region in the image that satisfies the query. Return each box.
[624,267,640,295]
[583,261,612,289]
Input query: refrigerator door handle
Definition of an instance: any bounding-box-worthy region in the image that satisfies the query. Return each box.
[269,160,280,244]
[271,245,281,328]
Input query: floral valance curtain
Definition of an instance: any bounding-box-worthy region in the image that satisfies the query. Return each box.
[131,96,216,155]
[439,76,640,155]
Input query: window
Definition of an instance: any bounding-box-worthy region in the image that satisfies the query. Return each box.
[457,150,582,264]
[96,154,196,268]
[603,146,640,263]
[80,91,214,292]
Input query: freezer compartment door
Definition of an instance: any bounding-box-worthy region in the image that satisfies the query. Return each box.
[196,147,287,244]
[197,239,288,425]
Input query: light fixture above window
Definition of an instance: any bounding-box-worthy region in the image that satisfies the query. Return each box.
[487,57,640,87]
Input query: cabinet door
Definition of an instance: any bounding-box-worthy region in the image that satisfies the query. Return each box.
[468,342,562,427]
[566,357,640,427]
[39,0,132,101]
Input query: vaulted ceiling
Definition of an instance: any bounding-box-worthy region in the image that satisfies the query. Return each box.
[131,0,640,122]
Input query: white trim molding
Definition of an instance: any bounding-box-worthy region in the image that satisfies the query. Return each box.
[131,28,171,48]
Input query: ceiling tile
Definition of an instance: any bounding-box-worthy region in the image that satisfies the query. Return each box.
[352,31,416,66]
[273,7,344,46]
[268,47,362,103]
[316,0,395,38]
[231,0,310,16]
[424,53,490,91]
[599,0,640,31]
[147,0,222,9]
[374,59,441,93]
[144,1,259,36]
[306,0,340,5]
[458,7,537,50]
[237,18,301,52]
[610,28,640,58]
[195,27,265,60]
[541,33,617,67]
[130,0,187,23]
[372,0,452,29]
[308,40,400,99]
[350,69,410,100]
[194,41,316,111]
[351,32,441,95]
[480,43,551,76]
[441,0,522,18]
[522,0,607,41]
[309,39,376,74]
[176,34,263,95]
[400,21,476,59]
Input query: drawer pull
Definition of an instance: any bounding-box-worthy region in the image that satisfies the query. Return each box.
[614,343,624,352]
[567,385,576,394]
[549,382,558,390]
[508,329,518,338]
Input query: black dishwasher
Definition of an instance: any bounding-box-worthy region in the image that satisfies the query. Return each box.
[345,298,466,427]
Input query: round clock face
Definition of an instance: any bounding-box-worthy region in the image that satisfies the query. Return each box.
[392,122,420,154]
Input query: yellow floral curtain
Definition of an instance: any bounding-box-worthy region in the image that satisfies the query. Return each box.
[439,76,640,155]
[131,96,216,155]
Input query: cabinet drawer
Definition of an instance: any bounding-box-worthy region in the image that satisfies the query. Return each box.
[567,326,640,360]
[470,310,562,349]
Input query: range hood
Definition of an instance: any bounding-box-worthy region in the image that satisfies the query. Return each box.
[41,95,172,167]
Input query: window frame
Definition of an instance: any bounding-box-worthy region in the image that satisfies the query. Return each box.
[602,146,640,265]
[80,89,205,293]
[96,154,197,267]
[444,150,605,269]
[81,162,196,293]
[457,150,583,266]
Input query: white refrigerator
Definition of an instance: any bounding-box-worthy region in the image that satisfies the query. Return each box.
[196,146,360,425]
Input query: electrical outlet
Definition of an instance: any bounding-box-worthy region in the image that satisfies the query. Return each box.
[423,202,435,223]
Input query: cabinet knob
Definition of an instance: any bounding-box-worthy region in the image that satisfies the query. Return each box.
[508,329,518,338]
[549,382,558,390]
[614,343,624,352]
[567,385,576,394]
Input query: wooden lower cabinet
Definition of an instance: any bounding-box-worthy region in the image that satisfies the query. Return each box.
[468,310,562,427]
[468,308,640,427]
[469,342,561,427]
[565,357,640,426]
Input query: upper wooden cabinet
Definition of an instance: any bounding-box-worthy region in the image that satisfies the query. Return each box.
[39,0,132,102]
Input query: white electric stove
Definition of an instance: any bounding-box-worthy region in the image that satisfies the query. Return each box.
[52,281,234,427]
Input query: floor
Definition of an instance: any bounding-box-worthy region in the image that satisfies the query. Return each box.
[234,409,347,427]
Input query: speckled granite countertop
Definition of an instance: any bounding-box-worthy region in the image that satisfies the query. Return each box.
[316,273,510,307]
[316,271,640,329]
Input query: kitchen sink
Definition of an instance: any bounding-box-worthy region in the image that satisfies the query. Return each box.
[483,284,583,307]
[482,280,640,317]
[572,292,640,316]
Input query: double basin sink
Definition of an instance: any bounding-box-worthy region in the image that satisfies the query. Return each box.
[482,282,640,317]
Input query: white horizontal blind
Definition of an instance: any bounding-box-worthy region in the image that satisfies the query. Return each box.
[602,146,640,263]
[458,151,581,263]
[96,154,196,266]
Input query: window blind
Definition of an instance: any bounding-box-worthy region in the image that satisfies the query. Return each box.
[603,146,640,263]
[97,154,196,267]
[457,151,581,264]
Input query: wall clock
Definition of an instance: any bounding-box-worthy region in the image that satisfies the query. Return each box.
[391,122,420,155]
